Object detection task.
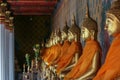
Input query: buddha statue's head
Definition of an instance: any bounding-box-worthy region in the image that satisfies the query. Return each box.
[55,28,61,44]
[45,32,54,47]
[81,6,98,41]
[50,32,56,46]
[105,0,120,36]
[68,15,81,42]
[61,21,69,42]
[51,30,57,45]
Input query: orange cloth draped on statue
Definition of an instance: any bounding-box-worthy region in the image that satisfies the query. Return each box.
[41,47,51,60]
[42,47,52,61]
[93,33,120,80]
[44,45,56,63]
[45,43,62,65]
[51,43,62,64]
[54,40,71,65]
[64,40,101,80]
[56,41,82,75]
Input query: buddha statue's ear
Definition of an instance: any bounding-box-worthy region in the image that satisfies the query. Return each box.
[90,30,95,40]
[74,34,77,42]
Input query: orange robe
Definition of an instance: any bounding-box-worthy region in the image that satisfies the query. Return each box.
[44,45,55,63]
[93,33,120,80]
[45,43,62,65]
[56,41,82,75]
[64,40,101,80]
[55,40,71,65]
[51,43,62,63]
[42,46,53,62]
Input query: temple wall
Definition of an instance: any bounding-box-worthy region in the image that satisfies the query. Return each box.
[52,0,113,64]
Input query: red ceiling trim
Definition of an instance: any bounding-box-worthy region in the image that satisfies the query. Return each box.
[13,12,52,15]
[7,0,58,1]
[11,6,54,11]
[8,1,57,7]
[13,8,53,13]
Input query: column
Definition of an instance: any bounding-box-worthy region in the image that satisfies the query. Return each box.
[5,10,11,80]
[5,29,9,80]
[8,16,14,80]
[1,3,14,80]
[0,23,5,80]
[0,3,8,80]
[9,30,14,80]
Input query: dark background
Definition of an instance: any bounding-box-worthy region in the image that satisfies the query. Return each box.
[14,15,52,69]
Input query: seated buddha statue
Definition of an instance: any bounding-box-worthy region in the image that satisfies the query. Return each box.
[44,33,56,65]
[53,21,71,65]
[42,33,55,65]
[64,6,101,80]
[41,33,56,79]
[45,29,63,66]
[51,28,63,64]
[56,15,82,76]
[94,0,120,80]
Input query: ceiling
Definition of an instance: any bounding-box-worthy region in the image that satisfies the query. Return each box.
[6,0,58,15]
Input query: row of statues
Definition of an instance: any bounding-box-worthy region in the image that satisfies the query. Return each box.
[23,0,120,80]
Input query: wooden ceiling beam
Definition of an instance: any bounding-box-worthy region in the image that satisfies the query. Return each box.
[12,7,53,13]
[8,1,57,7]
[11,6,54,11]
[13,12,52,15]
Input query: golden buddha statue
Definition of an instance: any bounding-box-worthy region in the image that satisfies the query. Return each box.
[51,29,63,63]
[53,21,71,66]
[64,6,101,80]
[94,0,120,80]
[45,29,62,66]
[55,28,61,44]
[42,33,54,64]
[44,30,63,66]
[56,15,82,78]
[41,33,56,79]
